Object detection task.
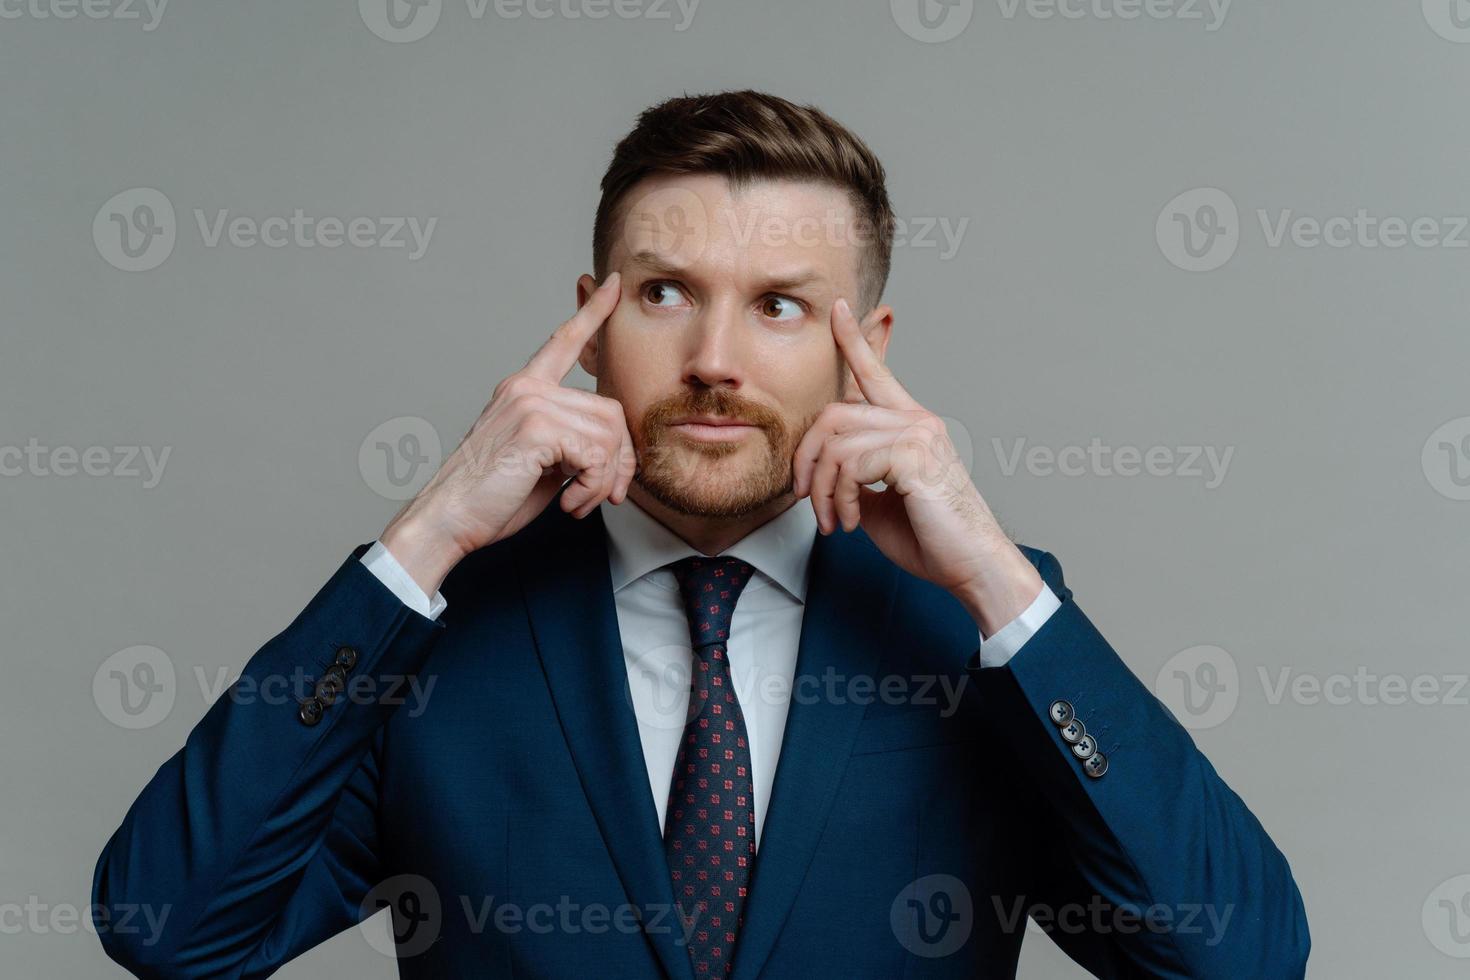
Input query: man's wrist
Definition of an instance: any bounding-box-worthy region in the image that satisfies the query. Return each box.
[379,505,466,599]
[952,542,1046,638]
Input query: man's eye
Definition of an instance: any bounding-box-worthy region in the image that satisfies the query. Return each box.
[644,282,689,307]
[760,295,803,321]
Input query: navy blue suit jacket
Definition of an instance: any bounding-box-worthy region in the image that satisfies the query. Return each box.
[93,491,1309,978]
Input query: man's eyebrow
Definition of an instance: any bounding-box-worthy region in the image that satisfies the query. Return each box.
[623,250,828,293]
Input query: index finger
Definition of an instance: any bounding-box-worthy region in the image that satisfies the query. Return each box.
[832,297,917,410]
[524,272,622,383]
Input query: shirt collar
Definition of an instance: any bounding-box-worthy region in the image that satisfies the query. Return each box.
[599,496,818,603]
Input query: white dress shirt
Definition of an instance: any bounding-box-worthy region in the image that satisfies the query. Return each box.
[360,499,1060,848]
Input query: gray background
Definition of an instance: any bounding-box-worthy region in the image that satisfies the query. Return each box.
[3,0,1468,975]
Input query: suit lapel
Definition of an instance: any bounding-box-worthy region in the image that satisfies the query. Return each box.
[513,495,901,980]
[513,499,696,980]
[730,525,900,980]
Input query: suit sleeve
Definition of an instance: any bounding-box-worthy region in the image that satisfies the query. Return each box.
[968,551,1310,979]
[90,545,446,979]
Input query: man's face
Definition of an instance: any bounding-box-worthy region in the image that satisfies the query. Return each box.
[578,173,892,520]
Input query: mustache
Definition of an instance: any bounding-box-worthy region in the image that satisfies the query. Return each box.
[641,390,784,433]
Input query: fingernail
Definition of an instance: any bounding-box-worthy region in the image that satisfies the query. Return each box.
[835,298,849,316]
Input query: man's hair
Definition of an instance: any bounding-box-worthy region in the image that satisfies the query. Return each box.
[593,90,895,312]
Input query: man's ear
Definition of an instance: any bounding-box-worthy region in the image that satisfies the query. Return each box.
[862,303,895,361]
[574,273,605,377]
[841,303,895,403]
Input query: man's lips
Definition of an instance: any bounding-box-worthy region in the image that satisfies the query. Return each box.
[667,416,761,443]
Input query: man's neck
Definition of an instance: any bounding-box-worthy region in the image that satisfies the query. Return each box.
[622,483,802,557]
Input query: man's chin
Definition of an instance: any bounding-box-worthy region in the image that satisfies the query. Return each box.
[634,466,789,520]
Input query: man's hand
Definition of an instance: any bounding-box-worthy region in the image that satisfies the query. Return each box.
[380,272,637,596]
[791,298,1044,636]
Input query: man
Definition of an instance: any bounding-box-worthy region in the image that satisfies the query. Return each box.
[92,90,1309,978]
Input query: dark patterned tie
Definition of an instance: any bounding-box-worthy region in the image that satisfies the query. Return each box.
[664,555,756,977]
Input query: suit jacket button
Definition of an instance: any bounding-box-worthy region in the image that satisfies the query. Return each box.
[1048,699,1074,727]
[299,697,325,726]
[1084,752,1109,778]
[1059,718,1087,745]
[1071,734,1097,760]
[324,663,349,685]
[334,646,359,671]
[315,670,345,705]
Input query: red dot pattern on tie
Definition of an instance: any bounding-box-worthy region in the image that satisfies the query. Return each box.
[665,555,756,978]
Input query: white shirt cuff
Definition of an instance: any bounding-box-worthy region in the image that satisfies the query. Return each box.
[360,540,448,621]
[976,582,1061,668]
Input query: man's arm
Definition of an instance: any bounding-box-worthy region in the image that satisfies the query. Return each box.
[91,548,444,978]
[969,550,1311,978]
[91,279,634,977]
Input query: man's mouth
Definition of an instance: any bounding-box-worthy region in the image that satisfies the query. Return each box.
[669,416,760,442]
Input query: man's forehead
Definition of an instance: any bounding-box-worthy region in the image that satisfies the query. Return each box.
[610,173,864,290]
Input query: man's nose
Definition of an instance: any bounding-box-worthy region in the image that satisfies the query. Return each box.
[681,300,745,389]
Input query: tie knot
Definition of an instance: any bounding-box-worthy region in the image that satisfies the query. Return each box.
[669,555,754,650]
